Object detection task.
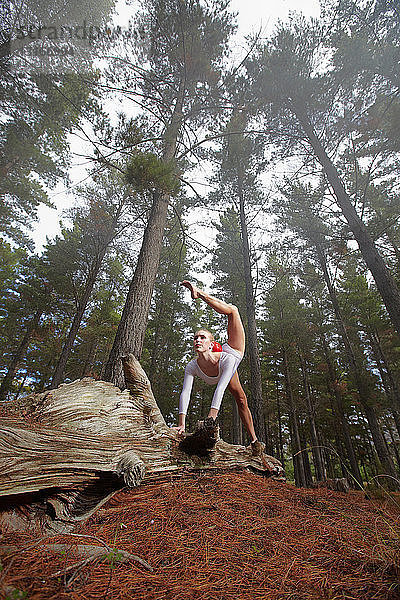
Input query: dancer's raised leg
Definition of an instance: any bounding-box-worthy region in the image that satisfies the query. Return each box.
[181,281,245,354]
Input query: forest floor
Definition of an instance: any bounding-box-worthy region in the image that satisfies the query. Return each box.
[1,471,400,600]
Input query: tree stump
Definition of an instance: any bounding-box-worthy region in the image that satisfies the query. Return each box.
[0,355,283,533]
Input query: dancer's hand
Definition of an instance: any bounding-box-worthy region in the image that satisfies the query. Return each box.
[172,425,185,436]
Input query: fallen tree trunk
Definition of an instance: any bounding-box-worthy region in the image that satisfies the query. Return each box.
[0,355,283,533]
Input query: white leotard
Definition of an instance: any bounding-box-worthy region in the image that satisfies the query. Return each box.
[179,343,243,415]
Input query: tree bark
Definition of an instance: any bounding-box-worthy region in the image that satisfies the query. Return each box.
[292,104,400,338]
[232,396,243,445]
[385,231,400,270]
[81,338,98,377]
[393,409,400,441]
[299,421,314,487]
[383,415,400,472]
[14,372,28,401]
[0,310,42,401]
[0,355,283,534]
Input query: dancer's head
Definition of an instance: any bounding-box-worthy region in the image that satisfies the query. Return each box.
[194,329,214,353]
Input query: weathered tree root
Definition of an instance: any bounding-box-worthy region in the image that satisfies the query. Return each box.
[0,542,153,594]
[47,545,154,577]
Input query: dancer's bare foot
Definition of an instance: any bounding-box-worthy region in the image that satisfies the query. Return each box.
[181,280,199,300]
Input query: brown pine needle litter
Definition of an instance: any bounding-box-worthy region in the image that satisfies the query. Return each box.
[1,472,400,600]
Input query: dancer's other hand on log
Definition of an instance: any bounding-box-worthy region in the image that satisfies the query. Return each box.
[172,413,186,436]
[171,425,185,436]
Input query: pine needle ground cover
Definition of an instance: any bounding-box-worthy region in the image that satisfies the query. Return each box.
[1,472,400,600]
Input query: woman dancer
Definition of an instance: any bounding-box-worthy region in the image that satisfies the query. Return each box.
[175,280,263,456]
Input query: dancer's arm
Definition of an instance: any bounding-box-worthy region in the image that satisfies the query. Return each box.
[176,363,195,432]
[210,354,240,412]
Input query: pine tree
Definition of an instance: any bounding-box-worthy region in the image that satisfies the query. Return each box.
[104,0,236,387]
[248,12,400,337]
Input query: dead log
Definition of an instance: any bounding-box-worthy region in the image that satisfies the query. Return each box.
[0,355,283,534]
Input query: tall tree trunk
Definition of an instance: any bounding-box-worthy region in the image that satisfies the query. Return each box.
[275,380,285,468]
[386,232,400,270]
[198,386,206,419]
[393,409,400,441]
[316,245,398,487]
[383,415,400,472]
[369,329,400,413]
[321,335,363,486]
[0,310,42,401]
[81,339,98,378]
[299,352,326,481]
[105,90,184,388]
[322,441,336,479]
[232,397,243,445]
[360,424,379,477]
[370,337,400,464]
[292,104,400,338]
[362,403,397,479]
[104,192,169,387]
[282,344,306,487]
[238,184,266,443]
[265,411,273,456]
[329,403,349,479]
[51,268,102,388]
[219,395,226,440]
[14,372,28,401]
[299,420,314,487]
